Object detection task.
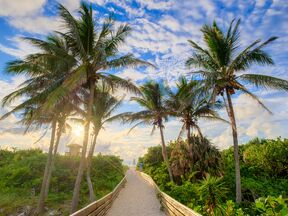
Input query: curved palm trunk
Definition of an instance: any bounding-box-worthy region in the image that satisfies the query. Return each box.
[37,119,57,214]
[71,81,95,213]
[159,124,173,182]
[86,128,100,202]
[44,121,64,198]
[226,89,242,203]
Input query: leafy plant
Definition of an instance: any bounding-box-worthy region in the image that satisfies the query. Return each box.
[198,175,228,215]
[254,196,288,216]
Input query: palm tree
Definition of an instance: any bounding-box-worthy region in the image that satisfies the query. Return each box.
[74,83,129,201]
[88,86,128,201]
[170,136,222,182]
[1,34,79,213]
[125,81,174,182]
[2,103,68,214]
[41,3,152,212]
[43,105,73,200]
[166,77,226,144]
[186,19,288,203]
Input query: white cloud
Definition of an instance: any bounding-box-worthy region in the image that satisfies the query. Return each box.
[0,75,52,152]
[116,69,147,81]
[136,0,174,10]
[58,0,80,12]
[9,16,62,34]
[0,0,46,16]
[92,0,106,6]
[0,36,39,58]
[159,15,181,32]
[0,0,80,35]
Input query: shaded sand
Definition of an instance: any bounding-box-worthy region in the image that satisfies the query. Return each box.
[106,169,166,216]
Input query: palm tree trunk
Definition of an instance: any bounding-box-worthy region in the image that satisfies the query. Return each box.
[194,124,204,140]
[44,121,64,198]
[159,124,173,182]
[226,89,242,204]
[86,128,100,202]
[71,80,95,213]
[187,125,191,144]
[36,119,57,214]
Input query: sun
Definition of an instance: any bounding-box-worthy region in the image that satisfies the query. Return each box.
[73,124,84,137]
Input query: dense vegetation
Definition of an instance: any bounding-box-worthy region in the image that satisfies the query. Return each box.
[0,149,125,215]
[1,1,288,214]
[138,137,288,215]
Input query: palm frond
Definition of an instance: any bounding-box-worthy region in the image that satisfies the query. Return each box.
[58,4,86,59]
[106,54,155,69]
[239,74,288,91]
[100,73,140,95]
[105,24,132,56]
[42,65,86,111]
[237,83,272,114]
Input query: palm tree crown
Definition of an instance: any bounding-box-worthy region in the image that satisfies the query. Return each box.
[186,19,288,105]
[166,77,225,141]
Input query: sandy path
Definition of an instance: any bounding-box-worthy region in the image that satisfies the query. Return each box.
[106,169,166,216]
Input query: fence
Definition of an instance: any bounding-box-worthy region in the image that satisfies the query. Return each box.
[139,172,202,216]
[70,176,126,216]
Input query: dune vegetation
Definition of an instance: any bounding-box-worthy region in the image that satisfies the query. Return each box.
[0,149,125,215]
[137,137,288,215]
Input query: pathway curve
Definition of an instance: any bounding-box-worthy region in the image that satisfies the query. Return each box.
[106,169,166,216]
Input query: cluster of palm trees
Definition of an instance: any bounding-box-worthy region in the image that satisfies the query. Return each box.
[1,3,151,214]
[2,2,288,214]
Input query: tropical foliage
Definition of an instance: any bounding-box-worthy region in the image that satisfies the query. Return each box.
[0,149,125,215]
[1,1,288,215]
[1,2,150,214]
[186,19,288,203]
[137,137,288,216]
[125,81,174,181]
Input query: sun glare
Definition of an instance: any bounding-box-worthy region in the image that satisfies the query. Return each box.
[73,125,84,137]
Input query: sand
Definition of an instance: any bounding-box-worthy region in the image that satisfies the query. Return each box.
[106,169,166,216]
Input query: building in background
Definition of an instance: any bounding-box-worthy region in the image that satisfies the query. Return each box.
[65,143,82,156]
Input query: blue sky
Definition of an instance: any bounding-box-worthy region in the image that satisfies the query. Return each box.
[0,0,287,164]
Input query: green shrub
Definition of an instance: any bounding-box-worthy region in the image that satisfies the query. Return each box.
[0,149,125,214]
[254,196,288,216]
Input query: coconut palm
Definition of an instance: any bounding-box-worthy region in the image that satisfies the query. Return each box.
[1,34,80,213]
[74,83,129,201]
[2,3,150,211]
[125,81,174,182]
[41,3,152,212]
[166,77,226,144]
[186,19,288,203]
[89,89,128,200]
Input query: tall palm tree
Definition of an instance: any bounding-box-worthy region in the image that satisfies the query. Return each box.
[74,83,129,201]
[166,77,226,144]
[125,81,174,182]
[1,34,79,213]
[41,3,152,212]
[88,86,128,201]
[186,19,288,203]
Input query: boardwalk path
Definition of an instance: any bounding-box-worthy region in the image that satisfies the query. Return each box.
[106,169,166,216]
